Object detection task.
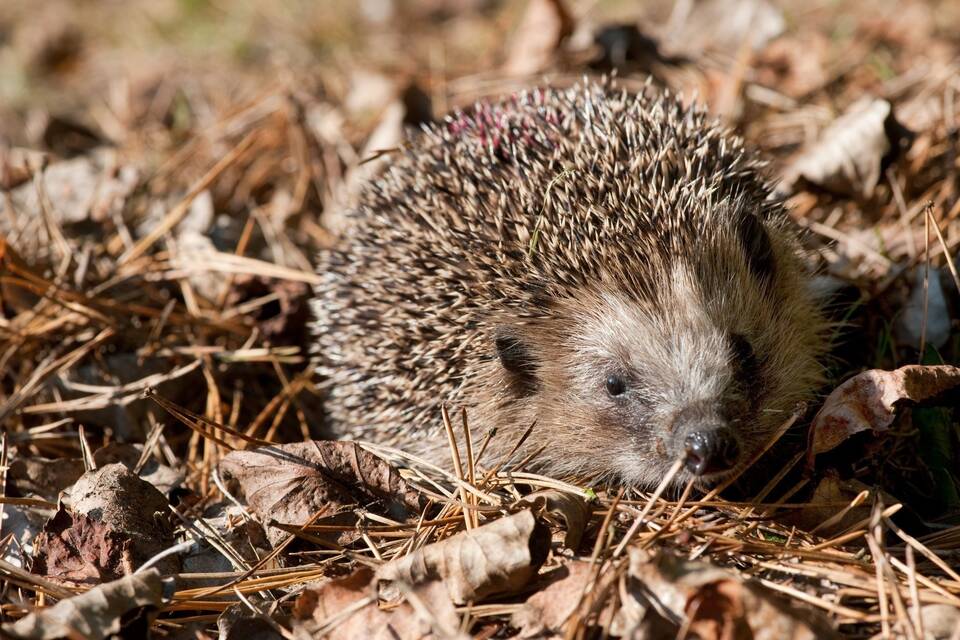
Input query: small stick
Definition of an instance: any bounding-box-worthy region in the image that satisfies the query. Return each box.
[866,505,892,639]
[927,203,960,294]
[612,457,684,558]
[643,475,696,550]
[906,546,924,639]
[460,408,479,529]
[441,405,472,531]
[78,425,97,472]
[884,514,960,585]
[919,203,931,361]
[589,488,624,565]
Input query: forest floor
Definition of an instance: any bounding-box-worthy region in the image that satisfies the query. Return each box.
[1,0,959,638]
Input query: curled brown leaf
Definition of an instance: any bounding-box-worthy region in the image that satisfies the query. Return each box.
[519,488,590,550]
[809,364,960,457]
[376,509,550,604]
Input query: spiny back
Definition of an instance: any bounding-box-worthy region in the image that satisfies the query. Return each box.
[311,81,823,485]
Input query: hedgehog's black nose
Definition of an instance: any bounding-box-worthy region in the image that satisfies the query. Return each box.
[683,428,740,476]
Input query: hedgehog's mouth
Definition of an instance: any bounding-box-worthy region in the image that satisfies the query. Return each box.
[685,468,737,491]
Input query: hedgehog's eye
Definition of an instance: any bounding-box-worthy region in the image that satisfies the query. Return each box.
[605,374,628,397]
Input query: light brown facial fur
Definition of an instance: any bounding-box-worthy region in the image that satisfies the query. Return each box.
[311,81,827,488]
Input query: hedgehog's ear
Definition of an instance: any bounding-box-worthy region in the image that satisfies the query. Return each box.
[737,214,776,286]
[494,327,538,397]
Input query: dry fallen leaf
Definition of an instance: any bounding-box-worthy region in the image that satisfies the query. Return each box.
[503,0,573,77]
[32,463,176,584]
[7,455,85,502]
[3,151,138,259]
[627,550,839,640]
[664,0,785,57]
[8,151,136,226]
[31,508,136,584]
[754,32,829,98]
[781,98,911,198]
[2,504,47,568]
[781,475,880,537]
[181,506,271,575]
[218,596,286,640]
[67,463,175,559]
[377,509,550,604]
[510,560,607,637]
[292,567,463,640]
[1,569,168,640]
[32,463,177,583]
[218,440,427,545]
[519,489,590,550]
[809,365,960,457]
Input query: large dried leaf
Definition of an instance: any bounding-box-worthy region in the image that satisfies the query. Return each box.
[292,567,463,640]
[30,508,135,584]
[66,463,175,563]
[218,440,426,545]
[809,365,960,456]
[33,463,177,584]
[511,560,616,637]
[627,550,839,640]
[376,509,550,605]
[7,455,85,502]
[781,98,911,198]
[1,569,168,640]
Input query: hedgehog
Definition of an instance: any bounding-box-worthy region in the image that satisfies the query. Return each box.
[311,81,827,488]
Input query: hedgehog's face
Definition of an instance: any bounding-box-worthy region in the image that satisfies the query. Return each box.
[563,281,759,489]
[493,227,823,489]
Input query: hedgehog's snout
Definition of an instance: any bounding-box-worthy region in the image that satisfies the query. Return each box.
[682,426,740,476]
